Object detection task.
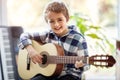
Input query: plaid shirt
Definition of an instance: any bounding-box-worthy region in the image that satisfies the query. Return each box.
[19,25,89,78]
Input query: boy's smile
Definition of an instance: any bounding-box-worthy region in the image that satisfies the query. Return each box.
[46,12,69,37]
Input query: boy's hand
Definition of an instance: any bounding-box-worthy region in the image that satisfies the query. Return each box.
[26,45,43,64]
[75,60,84,68]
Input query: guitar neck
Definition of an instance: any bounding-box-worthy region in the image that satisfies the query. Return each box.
[47,56,88,64]
[45,55,116,68]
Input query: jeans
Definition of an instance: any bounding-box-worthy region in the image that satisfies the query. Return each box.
[31,74,81,80]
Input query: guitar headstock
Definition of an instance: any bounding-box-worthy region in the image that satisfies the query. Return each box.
[89,55,116,68]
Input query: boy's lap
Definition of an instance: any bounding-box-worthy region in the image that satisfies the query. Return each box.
[31,74,80,80]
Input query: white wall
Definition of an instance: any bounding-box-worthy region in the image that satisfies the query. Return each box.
[116,0,120,80]
[0,0,7,79]
[117,0,120,37]
[0,0,7,25]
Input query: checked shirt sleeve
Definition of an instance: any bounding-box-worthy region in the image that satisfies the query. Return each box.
[77,37,90,71]
[18,32,48,49]
[18,32,32,49]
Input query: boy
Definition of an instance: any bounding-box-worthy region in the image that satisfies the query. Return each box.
[19,1,89,80]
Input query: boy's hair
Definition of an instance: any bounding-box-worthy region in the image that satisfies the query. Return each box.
[44,1,69,22]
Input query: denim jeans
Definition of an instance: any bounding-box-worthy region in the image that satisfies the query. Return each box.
[31,74,80,80]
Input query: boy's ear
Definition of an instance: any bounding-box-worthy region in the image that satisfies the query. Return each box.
[66,17,69,22]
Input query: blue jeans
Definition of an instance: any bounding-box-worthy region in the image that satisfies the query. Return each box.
[31,74,80,80]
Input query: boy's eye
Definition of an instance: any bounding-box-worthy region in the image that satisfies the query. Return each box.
[48,18,63,23]
[49,21,54,23]
[58,19,62,21]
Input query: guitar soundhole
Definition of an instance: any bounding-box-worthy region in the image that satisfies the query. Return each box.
[39,51,49,68]
[42,54,47,64]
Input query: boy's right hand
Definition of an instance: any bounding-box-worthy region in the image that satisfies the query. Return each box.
[26,45,43,64]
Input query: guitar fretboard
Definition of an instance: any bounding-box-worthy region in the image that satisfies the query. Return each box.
[47,56,85,64]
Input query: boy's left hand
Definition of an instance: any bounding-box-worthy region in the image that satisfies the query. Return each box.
[75,61,84,68]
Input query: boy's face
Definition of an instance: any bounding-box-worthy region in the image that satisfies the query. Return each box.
[46,12,69,36]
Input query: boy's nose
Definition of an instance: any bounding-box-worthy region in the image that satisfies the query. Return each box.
[54,22,59,27]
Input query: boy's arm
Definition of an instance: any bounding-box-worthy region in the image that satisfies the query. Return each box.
[77,38,90,71]
[18,32,47,64]
[18,32,48,49]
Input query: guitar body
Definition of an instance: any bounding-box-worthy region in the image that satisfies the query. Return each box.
[17,40,64,79]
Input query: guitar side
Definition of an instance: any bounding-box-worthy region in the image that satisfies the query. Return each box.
[17,40,64,79]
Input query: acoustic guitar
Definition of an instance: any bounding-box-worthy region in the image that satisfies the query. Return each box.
[17,40,116,79]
